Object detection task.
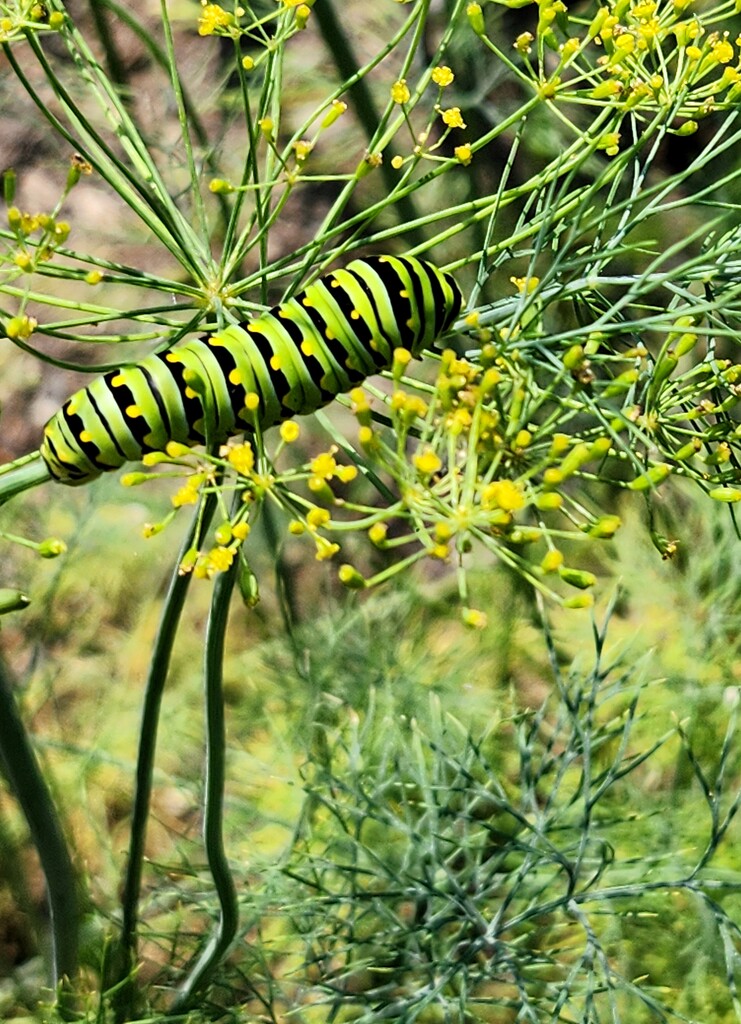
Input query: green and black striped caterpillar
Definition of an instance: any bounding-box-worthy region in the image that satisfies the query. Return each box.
[38,255,462,486]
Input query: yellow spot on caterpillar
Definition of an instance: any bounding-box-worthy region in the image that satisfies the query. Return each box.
[330,279,340,288]
[193,418,204,434]
[126,405,142,418]
[245,392,260,410]
[400,289,409,299]
[302,297,314,307]
[209,334,224,347]
[326,328,335,340]
[270,355,282,371]
[229,369,242,385]
[80,430,93,442]
[183,368,197,383]
[67,398,80,415]
[350,310,360,320]
[185,387,197,399]
[166,351,182,363]
[301,339,315,356]
[111,374,126,387]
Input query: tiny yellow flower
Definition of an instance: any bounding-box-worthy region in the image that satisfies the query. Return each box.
[454,143,473,165]
[165,441,192,458]
[414,450,443,475]
[292,139,313,162]
[289,520,306,535]
[172,482,200,508]
[428,543,450,560]
[597,132,621,156]
[227,442,255,476]
[315,536,340,561]
[481,479,526,511]
[4,315,37,340]
[336,465,358,483]
[711,37,734,63]
[510,275,540,294]
[307,507,331,530]
[321,99,347,128]
[209,178,235,194]
[462,607,488,629]
[391,79,411,104]
[311,451,338,479]
[338,564,366,589]
[393,347,412,371]
[368,522,388,546]
[208,546,235,573]
[431,65,455,87]
[295,3,312,27]
[232,521,251,540]
[541,549,564,573]
[280,420,300,443]
[198,3,233,35]
[441,106,467,129]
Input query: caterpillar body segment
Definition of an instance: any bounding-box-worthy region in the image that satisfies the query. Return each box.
[39,255,463,485]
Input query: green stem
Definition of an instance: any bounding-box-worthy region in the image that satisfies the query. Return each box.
[0,654,79,1014]
[0,454,51,503]
[170,554,240,1012]
[110,495,218,1021]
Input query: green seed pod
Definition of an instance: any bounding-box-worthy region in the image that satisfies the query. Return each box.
[674,438,701,461]
[0,589,30,614]
[627,463,672,490]
[238,562,260,607]
[558,566,597,589]
[587,514,621,538]
[214,521,233,546]
[38,538,67,558]
[467,2,486,36]
[3,169,16,205]
[708,486,741,503]
[652,353,678,389]
[603,368,639,398]
[338,564,366,590]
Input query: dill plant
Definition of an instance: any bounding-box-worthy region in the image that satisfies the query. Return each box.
[0,0,740,1017]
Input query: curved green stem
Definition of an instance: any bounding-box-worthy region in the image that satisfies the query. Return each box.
[170,553,240,1012]
[0,454,51,504]
[0,654,79,1015]
[110,494,218,1021]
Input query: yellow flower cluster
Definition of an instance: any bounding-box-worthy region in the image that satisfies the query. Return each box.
[488,0,741,130]
[387,64,472,169]
[197,3,234,36]
[341,337,640,610]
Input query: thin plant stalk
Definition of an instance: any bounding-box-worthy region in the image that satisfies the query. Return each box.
[0,654,79,1015]
[171,551,240,1012]
[110,494,218,1021]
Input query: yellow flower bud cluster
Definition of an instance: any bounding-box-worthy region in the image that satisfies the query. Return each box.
[5,204,72,271]
[502,0,741,127]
